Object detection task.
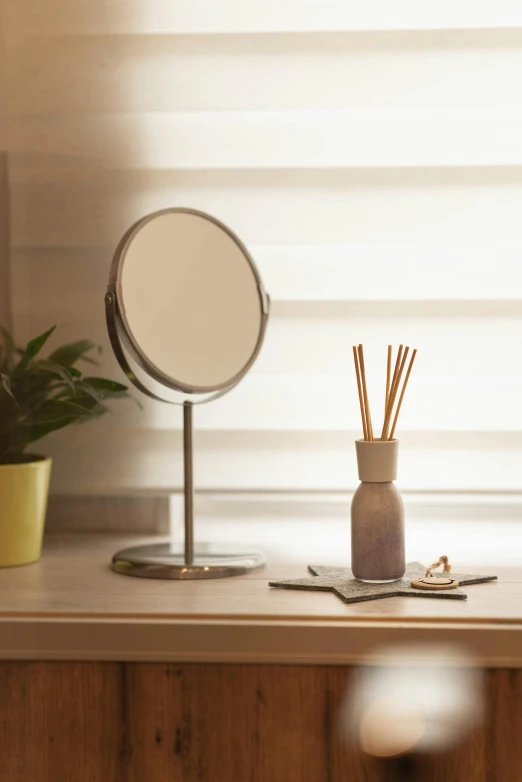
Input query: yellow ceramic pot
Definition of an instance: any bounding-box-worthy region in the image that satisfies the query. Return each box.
[0,455,51,567]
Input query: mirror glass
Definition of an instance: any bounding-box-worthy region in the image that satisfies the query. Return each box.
[113,209,267,393]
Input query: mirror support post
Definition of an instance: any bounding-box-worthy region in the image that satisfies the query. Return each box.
[183,402,194,566]
[112,395,265,578]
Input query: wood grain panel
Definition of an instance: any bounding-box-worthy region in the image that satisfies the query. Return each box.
[412,723,488,782]
[2,663,522,781]
[123,663,186,781]
[0,662,122,782]
[323,667,383,782]
[121,663,381,782]
[486,669,522,776]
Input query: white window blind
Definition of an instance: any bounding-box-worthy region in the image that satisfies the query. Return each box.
[3,1,522,495]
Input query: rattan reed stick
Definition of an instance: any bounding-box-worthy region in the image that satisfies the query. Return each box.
[385,344,392,418]
[381,344,403,438]
[382,346,409,440]
[389,344,404,404]
[353,346,368,440]
[357,344,374,441]
[389,349,417,439]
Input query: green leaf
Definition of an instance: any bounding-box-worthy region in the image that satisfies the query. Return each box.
[15,326,57,375]
[78,355,99,366]
[75,381,103,405]
[34,360,75,391]
[0,326,15,374]
[25,418,77,444]
[83,377,128,394]
[76,402,108,423]
[32,399,96,424]
[0,373,17,406]
[0,325,127,460]
[49,339,97,367]
[67,391,103,411]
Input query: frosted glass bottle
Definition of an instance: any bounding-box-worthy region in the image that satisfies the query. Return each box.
[350,439,405,583]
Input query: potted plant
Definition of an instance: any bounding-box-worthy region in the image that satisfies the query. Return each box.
[0,325,129,567]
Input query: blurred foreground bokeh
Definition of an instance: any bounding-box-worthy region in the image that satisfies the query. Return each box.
[342,643,484,759]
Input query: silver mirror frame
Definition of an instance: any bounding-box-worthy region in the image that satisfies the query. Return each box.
[106,207,269,400]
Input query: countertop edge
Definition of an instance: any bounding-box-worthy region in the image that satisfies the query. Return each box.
[2,616,522,667]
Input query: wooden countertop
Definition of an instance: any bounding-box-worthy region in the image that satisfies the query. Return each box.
[1,529,521,666]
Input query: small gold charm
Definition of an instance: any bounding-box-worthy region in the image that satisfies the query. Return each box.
[411,555,459,591]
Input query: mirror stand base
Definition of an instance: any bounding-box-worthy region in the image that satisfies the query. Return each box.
[111,542,265,580]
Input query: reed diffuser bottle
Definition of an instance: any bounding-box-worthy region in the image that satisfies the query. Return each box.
[351,344,417,583]
[351,439,404,582]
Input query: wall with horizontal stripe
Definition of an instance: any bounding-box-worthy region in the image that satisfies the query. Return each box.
[3,3,522,494]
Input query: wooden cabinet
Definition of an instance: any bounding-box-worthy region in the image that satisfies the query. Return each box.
[1,535,520,781]
[1,661,521,782]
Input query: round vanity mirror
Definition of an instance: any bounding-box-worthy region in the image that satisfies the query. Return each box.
[105,208,270,579]
[107,208,268,402]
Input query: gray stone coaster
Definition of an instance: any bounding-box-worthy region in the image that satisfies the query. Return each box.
[269,562,497,604]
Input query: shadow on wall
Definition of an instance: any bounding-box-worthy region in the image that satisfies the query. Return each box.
[2,19,184,491]
[0,151,9,327]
